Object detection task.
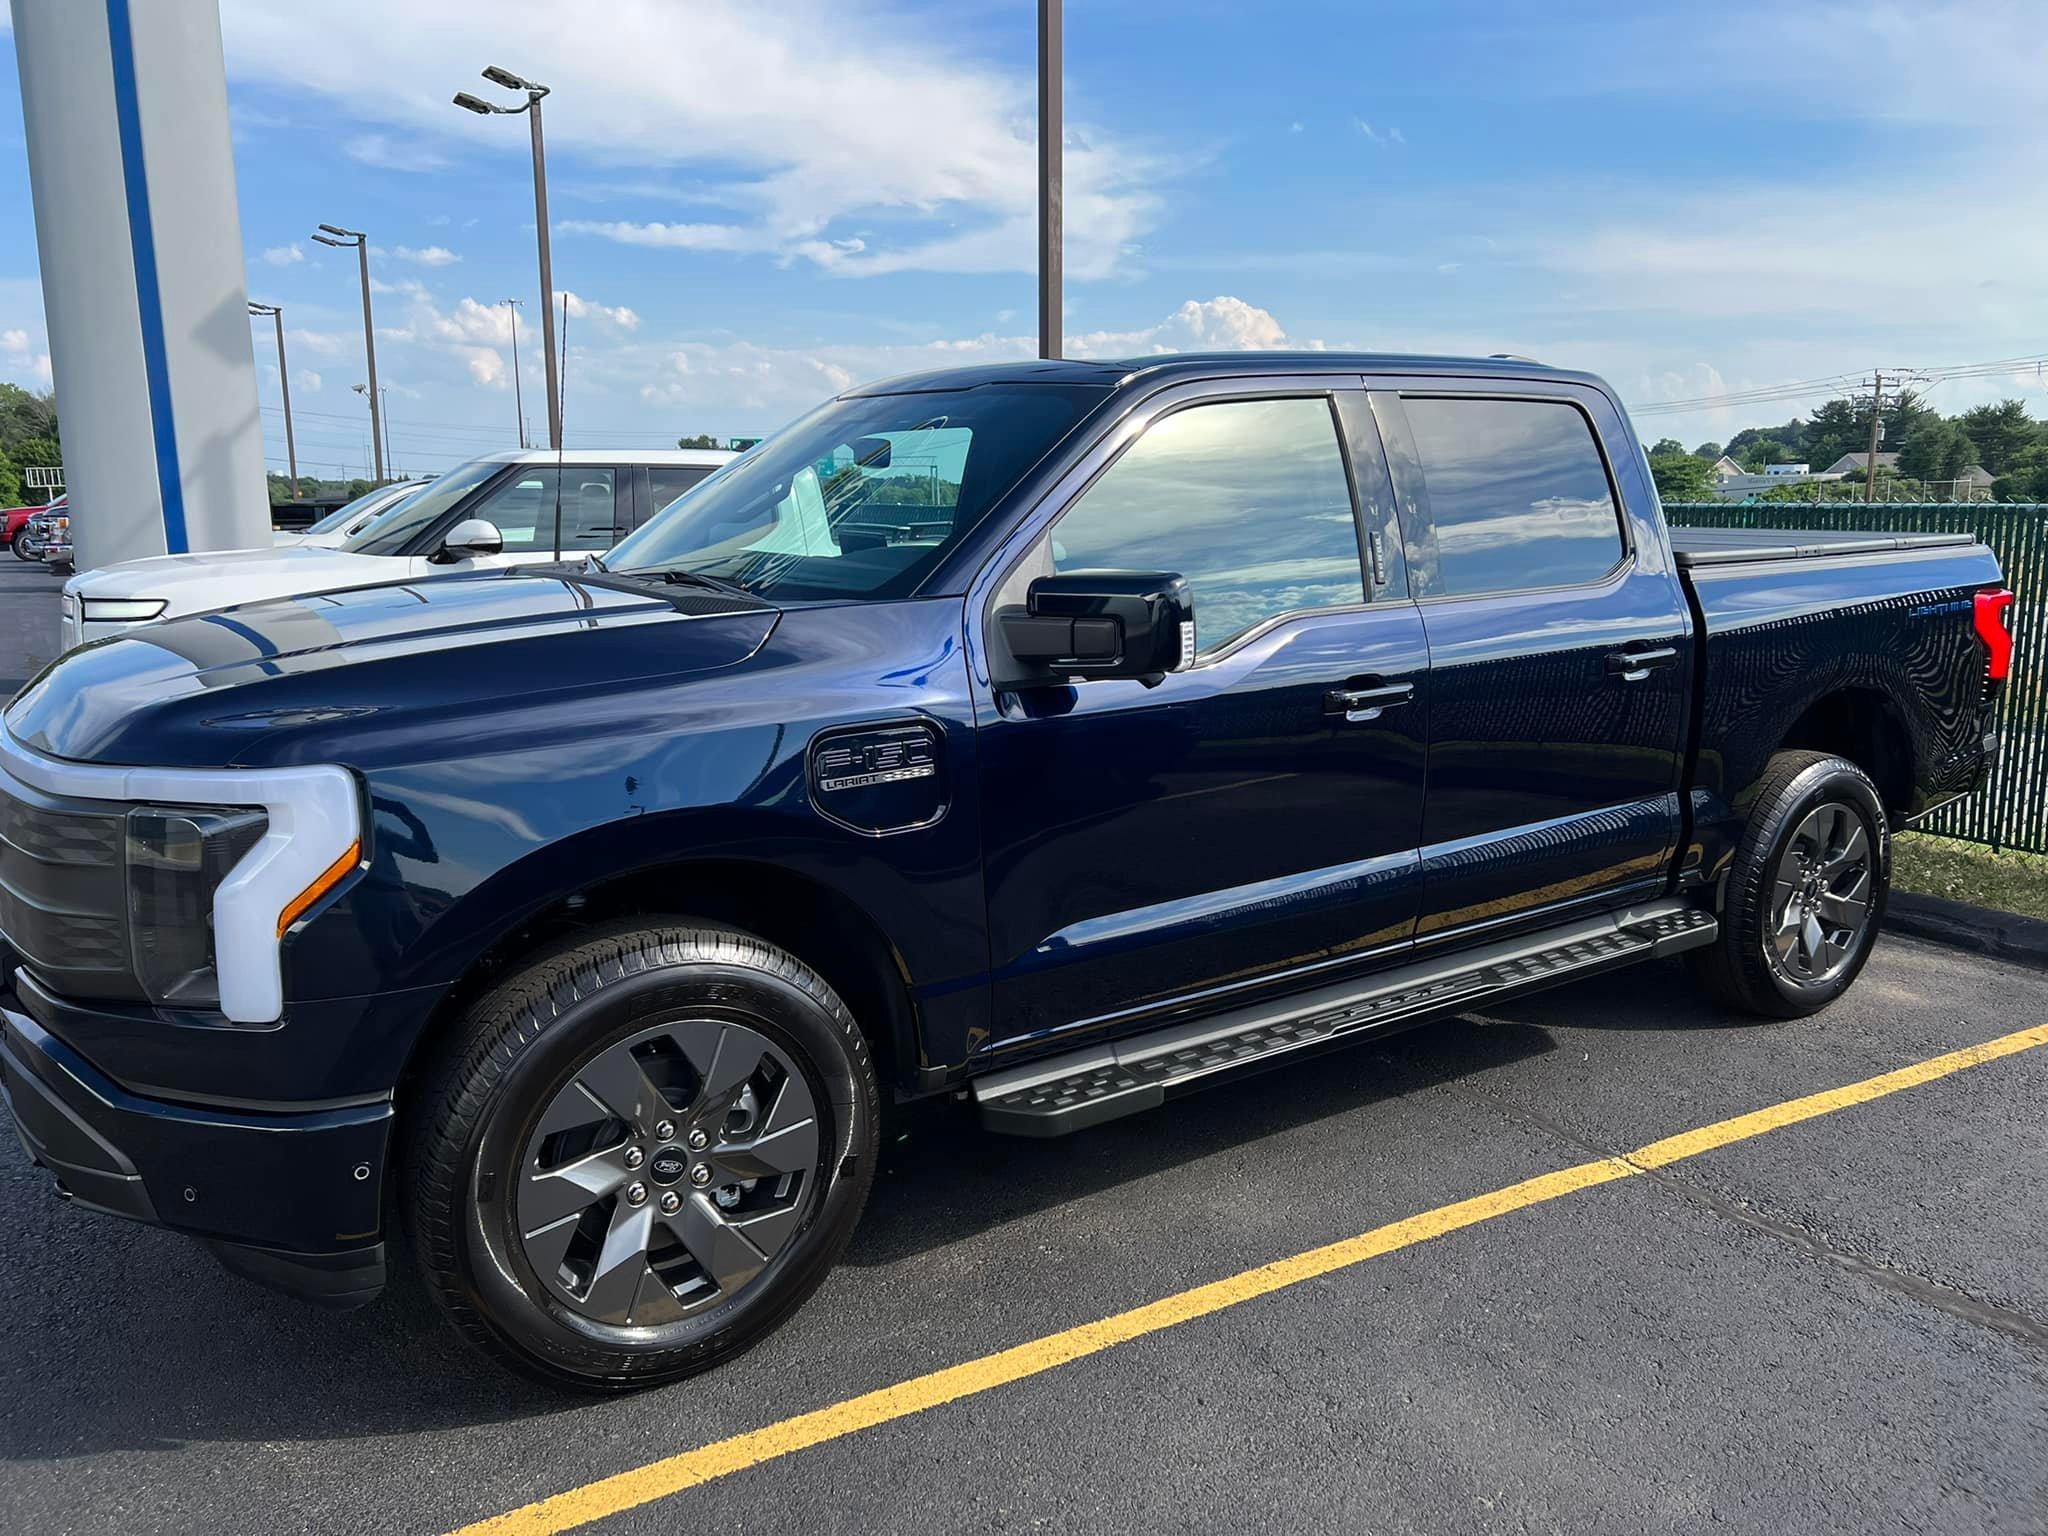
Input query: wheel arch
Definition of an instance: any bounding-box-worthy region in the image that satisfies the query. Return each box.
[396,847,926,1107]
[1775,685,1919,821]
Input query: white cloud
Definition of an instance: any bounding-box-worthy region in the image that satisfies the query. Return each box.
[395,244,461,267]
[463,348,506,388]
[1070,296,1307,356]
[216,0,1173,280]
[296,369,323,394]
[1,329,29,359]
[286,327,346,357]
[261,243,305,266]
[342,133,450,174]
[1288,121,1304,134]
[1355,119,1380,144]
[555,291,640,331]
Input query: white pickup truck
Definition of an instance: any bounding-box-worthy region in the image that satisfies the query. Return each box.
[60,448,732,649]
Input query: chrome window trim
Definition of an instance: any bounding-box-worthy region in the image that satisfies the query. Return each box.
[0,718,359,1024]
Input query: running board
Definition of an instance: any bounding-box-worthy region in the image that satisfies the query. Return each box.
[973,900,1717,1137]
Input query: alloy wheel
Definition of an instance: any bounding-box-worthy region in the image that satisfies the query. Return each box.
[514,1018,820,1330]
[1767,800,1874,986]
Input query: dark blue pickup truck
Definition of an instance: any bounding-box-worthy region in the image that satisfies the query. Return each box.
[0,353,2015,1389]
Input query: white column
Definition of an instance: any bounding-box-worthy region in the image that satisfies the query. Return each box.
[11,0,269,571]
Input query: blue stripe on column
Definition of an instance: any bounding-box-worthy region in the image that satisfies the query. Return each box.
[104,0,189,555]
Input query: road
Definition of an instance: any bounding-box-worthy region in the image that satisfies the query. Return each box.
[0,551,63,699]
[2,568,2046,1533]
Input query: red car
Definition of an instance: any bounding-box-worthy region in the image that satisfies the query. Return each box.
[7,495,63,560]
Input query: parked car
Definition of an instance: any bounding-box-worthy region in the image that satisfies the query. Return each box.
[57,449,732,649]
[37,505,72,573]
[271,480,426,549]
[0,353,2012,1391]
[6,495,63,561]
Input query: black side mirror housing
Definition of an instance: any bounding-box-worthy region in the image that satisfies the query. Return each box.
[997,571,1194,688]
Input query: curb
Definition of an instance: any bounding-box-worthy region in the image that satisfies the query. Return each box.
[1885,890,2048,968]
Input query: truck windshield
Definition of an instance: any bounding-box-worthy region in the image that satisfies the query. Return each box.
[606,384,1109,601]
[341,457,507,556]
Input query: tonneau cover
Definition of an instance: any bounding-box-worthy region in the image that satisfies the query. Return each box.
[1669,525,1977,568]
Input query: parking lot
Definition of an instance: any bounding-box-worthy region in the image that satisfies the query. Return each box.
[1,571,2045,1535]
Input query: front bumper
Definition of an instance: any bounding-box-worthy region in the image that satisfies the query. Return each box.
[1,1001,393,1308]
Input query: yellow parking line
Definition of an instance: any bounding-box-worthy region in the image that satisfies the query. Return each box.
[451,1020,2048,1536]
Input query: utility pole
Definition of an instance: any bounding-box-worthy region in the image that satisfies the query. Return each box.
[504,298,527,448]
[1037,0,1062,359]
[454,68,560,449]
[312,224,383,481]
[1864,371,1883,504]
[247,302,298,499]
[381,387,395,479]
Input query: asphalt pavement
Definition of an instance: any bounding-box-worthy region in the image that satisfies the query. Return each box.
[0,551,63,699]
[2,569,2046,1534]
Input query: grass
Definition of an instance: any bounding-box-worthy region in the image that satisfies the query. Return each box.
[1892,831,2048,921]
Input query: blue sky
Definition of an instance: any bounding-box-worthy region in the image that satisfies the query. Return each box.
[2,0,2045,481]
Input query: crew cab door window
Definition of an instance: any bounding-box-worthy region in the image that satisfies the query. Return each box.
[1401,397,1625,595]
[1049,396,1365,657]
[462,467,618,557]
[556,470,622,551]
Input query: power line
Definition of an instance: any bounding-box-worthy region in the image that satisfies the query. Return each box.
[1632,351,2048,419]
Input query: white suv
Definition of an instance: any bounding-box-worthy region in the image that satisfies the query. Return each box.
[61,449,732,649]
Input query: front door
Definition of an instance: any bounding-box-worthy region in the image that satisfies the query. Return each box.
[1369,383,1692,939]
[977,384,1428,1057]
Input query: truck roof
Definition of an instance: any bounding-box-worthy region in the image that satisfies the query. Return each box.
[849,350,1589,398]
[474,448,736,467]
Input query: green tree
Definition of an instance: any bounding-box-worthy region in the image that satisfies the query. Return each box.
[677,433,719,449]
[1727,417,1807,461]
[1882,388,1938,450]
[0,449,18,507]
[0,382,58,460]
[1992,442,2048,502]
[1692,441,1723,460]
[11,433,61,503]
[1650,437,1685,458]
[1649,452,1713,501]
[1738,437,1795,472]
[1958,400,2034,474]
[1798,396,1871,474]
[1896,419,1978,487]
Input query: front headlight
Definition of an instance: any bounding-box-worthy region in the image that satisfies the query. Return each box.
[127,806,268,1007]
[81,597,169,624]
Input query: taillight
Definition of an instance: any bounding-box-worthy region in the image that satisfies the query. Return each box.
[1974,588,2015,682]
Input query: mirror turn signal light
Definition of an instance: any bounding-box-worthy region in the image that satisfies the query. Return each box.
[277,839,363,938]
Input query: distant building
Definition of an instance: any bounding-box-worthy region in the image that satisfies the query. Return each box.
[1763,462,1810,477]
[1708,455,1745,480]
[1707,472,1849,502]
[1821,451,1900,477]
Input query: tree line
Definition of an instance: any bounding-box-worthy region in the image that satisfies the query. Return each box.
[0,383,62,506]
[1647,392,2048,503]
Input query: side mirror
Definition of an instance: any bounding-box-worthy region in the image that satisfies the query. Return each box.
[433,518,504,563]
[996,571,1195,688]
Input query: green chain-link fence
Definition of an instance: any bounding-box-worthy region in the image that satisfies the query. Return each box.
[1663,502,2048,852]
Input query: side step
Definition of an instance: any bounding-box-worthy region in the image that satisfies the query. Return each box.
[973,899,1717,1137]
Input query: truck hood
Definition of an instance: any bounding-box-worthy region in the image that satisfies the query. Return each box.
[7,568,778,768]
[66,545,405,612]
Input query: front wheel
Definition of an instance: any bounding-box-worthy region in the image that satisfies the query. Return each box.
[407,920,879,1392]
[11,530,35,561]
[1688,750,1889,1018]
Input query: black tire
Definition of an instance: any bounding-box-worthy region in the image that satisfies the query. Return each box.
[1687,750,1890,1018]
[406,919,879,1393]
[11,530,34,561]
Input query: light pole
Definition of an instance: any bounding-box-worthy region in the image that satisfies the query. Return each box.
[311,224,384,481]
[351,383,396,480]
[454,68,560,450]
[503,297,527,448]
[1038,0,1062,359]
[247,301,298,499]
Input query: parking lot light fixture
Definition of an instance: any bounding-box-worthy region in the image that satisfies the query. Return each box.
[246,301,298,499]
[310,224,384,481]
[450,65,560,451]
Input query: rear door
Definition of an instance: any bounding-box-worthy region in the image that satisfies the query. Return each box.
[975,378,1430,1055]
[1368,379,1692,940]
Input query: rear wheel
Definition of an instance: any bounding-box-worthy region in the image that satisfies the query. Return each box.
[407,920,879,1392]
[10,529,33,561]
[1688,750,1889,1017]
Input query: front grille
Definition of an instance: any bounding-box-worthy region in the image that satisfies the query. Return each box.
[0,766,140,1001]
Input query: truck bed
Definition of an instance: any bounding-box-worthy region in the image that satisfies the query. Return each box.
[1669,525,1975,568]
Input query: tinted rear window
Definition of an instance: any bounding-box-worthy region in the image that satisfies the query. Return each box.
[1404,397,1625,596]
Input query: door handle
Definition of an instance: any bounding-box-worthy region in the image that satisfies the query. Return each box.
[1606,645,1679,683]
[1324,681,1414,722]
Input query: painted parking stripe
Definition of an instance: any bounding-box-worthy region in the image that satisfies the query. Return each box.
[449,1021,2048,1536]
